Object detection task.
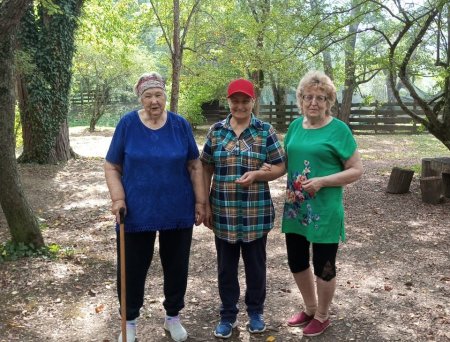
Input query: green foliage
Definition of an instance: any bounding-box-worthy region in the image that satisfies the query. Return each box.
[38,0,63,15]
[416,123,426,134]
[0,241,71,262]
[177,66,231,128]
[409,164,421,175]
[362,95,375,106]
[15,105,23,149]
[71,0,156,130]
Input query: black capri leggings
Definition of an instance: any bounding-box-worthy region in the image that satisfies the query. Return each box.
[285,233,339,281]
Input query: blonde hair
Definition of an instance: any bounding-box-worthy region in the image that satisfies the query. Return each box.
[296,71,336,115]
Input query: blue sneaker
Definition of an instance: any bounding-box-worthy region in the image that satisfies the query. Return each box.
[214,320,238,339]
[247,313,266,333]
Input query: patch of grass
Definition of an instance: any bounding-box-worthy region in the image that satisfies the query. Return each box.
[409,164,421,175]
[356,134,449,161]
[0,241,74,262]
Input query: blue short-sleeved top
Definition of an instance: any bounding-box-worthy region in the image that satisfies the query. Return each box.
[106,110,199,232]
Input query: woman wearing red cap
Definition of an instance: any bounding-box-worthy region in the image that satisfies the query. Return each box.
[201,78,286,339]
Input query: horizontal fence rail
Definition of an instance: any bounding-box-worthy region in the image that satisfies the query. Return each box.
[202,102,427,134]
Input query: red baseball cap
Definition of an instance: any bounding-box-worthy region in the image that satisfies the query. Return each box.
[227,78,255,98]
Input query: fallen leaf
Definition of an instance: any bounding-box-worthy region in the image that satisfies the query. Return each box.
[266,336,276,342]
[95,304,104,313]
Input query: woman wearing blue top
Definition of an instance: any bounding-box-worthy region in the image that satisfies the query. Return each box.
[283,71,363,337]
[104,72,206,342]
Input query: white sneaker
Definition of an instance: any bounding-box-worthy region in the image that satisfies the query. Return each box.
[164,315,188,342]
[118,320,136,342]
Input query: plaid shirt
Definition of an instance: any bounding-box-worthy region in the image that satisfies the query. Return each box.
[200,114,285,243]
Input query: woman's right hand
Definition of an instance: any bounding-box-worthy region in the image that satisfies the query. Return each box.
[111,199,126,224]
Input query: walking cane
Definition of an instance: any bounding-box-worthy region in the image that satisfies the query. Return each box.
[119,207,127,342]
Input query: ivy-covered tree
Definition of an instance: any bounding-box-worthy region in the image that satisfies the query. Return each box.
[16,0,83,164]
[0,0,44,247]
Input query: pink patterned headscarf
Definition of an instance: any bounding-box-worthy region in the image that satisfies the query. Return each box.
[134,72,166,97]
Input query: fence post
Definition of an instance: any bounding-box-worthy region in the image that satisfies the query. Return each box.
[374,100,379,134]
[288,101,294,127]
[269,101,273,124]
[413,100,417,133]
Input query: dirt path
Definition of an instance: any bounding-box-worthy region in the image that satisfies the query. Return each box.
[0,129,449,342]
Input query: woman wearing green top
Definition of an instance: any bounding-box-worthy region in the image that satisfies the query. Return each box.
[282,71,363,336]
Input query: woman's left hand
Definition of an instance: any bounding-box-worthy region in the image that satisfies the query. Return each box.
[235,171,257,187]
[301,177,324,196]
[195,202,206,226]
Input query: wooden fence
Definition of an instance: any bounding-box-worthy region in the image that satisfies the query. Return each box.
[203,102,427,134]
[71,92,126,106]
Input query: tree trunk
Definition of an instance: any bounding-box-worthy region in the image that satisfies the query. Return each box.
[18,100,76,164]
[271,80,287,107]
[384,69,396,103]
[0,0,44,247]
[250,69,264,116]
[170,0,181,114]
[50,120,76,162]
[271,78,287,127]
[322,50,334,82]
[337,0,359,124]
[340,84,355,123]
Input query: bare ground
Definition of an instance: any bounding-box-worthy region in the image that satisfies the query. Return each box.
[0,128,449,342]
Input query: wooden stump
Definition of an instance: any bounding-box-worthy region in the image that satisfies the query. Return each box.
[386,167,415,194]
[420,176,442,204]
[442,172,450,198]
[422,157,450,177]
[421,158,438,177]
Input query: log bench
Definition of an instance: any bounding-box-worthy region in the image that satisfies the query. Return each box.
[420,157,450,204]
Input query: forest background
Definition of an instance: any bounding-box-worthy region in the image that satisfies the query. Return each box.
[0,0,449,340]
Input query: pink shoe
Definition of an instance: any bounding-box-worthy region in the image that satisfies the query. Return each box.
[303,318,330,336]
[287,311,314,327]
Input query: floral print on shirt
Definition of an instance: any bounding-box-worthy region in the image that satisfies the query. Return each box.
[283,160,320,228]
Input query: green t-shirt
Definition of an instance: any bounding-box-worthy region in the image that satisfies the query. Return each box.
[281,116,357,243]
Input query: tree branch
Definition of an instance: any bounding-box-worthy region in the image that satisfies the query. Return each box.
[398,9,438,120]
[180,0,201,48]
[149,0,173,55]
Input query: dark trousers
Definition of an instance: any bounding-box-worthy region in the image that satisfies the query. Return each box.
[215,235,267,323]
[116,228,193,320]
[285,233,339,281]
